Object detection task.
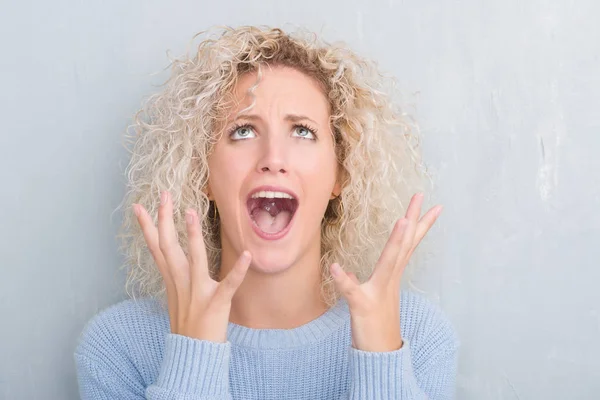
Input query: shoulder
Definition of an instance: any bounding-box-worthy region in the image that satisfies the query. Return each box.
[74,296,169,375]
[399,290,460,370]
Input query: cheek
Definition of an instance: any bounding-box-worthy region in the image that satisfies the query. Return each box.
[208,153,247,197]
[300,145,336,170]
[293,150,338,190]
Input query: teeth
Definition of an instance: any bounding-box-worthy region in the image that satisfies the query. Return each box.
[251,190,295,199]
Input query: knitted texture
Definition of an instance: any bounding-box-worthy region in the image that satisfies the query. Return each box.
[74,291,459,399]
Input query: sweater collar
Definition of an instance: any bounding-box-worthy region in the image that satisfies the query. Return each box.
[226,298,350,349]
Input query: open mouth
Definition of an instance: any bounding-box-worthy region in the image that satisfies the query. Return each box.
[246,190,299,238]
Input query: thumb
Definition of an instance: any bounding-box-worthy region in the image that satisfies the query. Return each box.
[330,263,361,304]
[347,271,360,285]
[215,251,252,303]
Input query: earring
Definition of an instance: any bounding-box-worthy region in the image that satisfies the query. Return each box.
[210,200,219,222]
[326,195,343,222]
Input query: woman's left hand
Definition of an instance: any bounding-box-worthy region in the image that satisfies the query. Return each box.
[330,192,443,352]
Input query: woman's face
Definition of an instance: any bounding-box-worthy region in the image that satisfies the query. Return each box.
[207,66,340,274]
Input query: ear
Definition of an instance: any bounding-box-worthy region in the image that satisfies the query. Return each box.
[330,180,342,200]
[202,184,212,200]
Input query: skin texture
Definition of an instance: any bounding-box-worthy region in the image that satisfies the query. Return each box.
[132,66,443,351]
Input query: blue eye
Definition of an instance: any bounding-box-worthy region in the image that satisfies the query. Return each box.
[230,125,256,140]
[293,125,316,140]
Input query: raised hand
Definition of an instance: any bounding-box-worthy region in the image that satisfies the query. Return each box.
[330,192,442,352]
[133,191,252,342]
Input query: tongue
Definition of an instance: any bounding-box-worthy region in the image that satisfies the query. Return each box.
[252,209,292,234]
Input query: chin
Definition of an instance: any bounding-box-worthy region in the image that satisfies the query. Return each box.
[247,248,297,275]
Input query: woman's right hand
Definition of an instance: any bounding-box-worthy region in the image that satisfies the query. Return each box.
[133,190,252,343]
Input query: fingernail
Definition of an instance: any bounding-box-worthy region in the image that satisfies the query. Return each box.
[132,204,140,217]
[242,250,251,261]
[435,206,444,217]
[185,210,194,225]
[161,191,168,205]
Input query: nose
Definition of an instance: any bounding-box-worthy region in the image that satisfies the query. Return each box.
[256,135,288,175]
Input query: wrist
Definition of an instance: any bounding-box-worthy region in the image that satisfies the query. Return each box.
[353,335,403,352]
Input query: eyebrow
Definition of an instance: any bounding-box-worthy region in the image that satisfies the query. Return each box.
[231,114,319,126]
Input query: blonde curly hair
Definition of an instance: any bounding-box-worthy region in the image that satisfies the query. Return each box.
[117,25,431,309]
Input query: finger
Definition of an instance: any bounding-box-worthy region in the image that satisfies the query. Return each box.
[330,263,362,304]
[392,204,441,282]
[133,203,177,328]
[397,193,425,258]
[214,251,252,304]
[133,203,169,282]
[409,205,442,257]
[405,192,425,221]
[347,271,360,285]
[369,218,408,283]
[157,191,190,284]
[185,208,210,288]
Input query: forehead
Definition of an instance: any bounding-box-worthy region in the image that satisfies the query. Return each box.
[227,66,330,121]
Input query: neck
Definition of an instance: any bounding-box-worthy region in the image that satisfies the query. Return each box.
[218,251,328,330]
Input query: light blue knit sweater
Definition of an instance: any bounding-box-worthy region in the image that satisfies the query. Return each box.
[74,290,459,399]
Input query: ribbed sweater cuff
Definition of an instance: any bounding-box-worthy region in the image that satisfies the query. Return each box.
[347,340,423,399]
[155,333,231,396]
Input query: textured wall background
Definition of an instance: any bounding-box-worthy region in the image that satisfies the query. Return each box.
[1,0,598,398]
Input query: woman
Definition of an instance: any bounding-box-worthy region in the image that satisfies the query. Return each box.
[75,26,459,399]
